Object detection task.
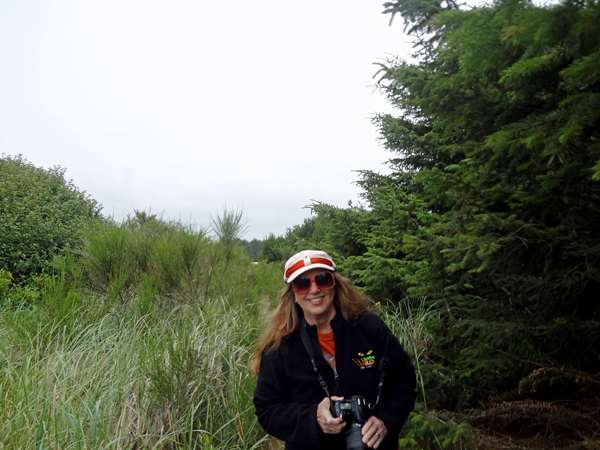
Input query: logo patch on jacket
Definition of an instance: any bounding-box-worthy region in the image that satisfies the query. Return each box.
[352,350,375,369]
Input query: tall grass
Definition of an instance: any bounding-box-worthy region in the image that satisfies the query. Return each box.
[0,296,272,449]
[0,210,472,449]
[379,299,475,450]
[0,211,279,449]
[378,299,437,407]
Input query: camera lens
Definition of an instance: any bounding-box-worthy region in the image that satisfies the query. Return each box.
[346,423,368,450]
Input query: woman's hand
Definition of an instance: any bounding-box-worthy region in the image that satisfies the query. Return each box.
[316,396,345,434]
[362,415,387,449]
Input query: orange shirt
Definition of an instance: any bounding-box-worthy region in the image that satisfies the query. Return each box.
[318,331,336,370]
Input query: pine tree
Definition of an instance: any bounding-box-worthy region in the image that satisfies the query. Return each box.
[353,0,600,407]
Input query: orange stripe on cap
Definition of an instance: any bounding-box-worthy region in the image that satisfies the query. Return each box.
[284,257,334,280]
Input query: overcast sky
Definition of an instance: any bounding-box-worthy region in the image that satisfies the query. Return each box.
[0,0,414,240]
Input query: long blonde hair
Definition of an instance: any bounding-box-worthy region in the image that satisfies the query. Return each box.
[251,272,370,375]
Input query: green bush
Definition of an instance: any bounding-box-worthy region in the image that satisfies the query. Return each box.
[0,155,101,282]
[0,269,11,296]
[398,405,475,450]
[49,209,262,315]
[61,212,209,306]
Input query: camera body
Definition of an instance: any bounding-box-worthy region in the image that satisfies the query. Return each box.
[330,395,371,450]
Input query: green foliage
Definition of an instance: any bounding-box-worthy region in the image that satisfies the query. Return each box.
[74,212,181,298]
[54,210,258,309]
[398,405,474,450]
[259,0,600,411]
[0,215,280,449]
[363,0,600,407]
[0,269,12,296]
[0,155,101,282]
[258,232,295,264]
[241,238,262,262]
[143,299,268,449]
[258,202,369,265]
[0,274,44,308]
[42,251,85,326]
[211,205,249,270]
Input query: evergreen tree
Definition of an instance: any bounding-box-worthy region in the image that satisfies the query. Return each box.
[240,238,262,262]
[348,0,600,407]
[254,0,600,408]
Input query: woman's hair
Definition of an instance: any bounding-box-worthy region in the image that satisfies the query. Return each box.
[250,271,370,375]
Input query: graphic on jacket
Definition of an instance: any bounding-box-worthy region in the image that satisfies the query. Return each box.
[352,350,375,369]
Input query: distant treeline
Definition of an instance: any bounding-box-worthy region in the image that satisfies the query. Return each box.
[240,238,262,262]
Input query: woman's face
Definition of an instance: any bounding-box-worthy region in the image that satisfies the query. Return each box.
[293,268,336,326]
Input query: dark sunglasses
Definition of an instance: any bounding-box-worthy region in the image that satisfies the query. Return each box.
[292,271,335,295]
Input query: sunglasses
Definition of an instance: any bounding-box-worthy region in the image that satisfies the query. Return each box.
[291,271,335,295]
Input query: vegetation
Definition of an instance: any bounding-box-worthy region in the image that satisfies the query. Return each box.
[241,239,262,262]
[258,0,600,447]
[2,0,599,447]
[0,155,101,283]
[0,209,281,449]
[375,0,600,407]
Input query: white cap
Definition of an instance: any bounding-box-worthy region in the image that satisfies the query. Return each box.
[283,250,336,283]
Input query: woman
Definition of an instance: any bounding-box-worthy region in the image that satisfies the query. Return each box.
[252,250,416,450]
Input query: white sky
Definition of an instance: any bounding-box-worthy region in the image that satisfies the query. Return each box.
[0,0,413,240]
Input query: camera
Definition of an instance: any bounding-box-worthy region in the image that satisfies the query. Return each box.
[330,395,371,450]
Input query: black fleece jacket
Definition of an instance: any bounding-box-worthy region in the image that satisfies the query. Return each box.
[254,309,417,450]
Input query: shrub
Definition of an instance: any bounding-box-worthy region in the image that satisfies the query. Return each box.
[0,155,101,282]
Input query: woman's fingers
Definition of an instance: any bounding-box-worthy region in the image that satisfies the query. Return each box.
[316,397,346,434]
[362,416,388,449]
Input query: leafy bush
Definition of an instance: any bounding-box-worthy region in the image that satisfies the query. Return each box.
[50,209,260,314]
[0,269,11,296]
[398,405,475,450]
[0,155,101,282]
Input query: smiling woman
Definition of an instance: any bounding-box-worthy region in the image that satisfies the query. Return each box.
[251,250,417,450]
[292,268,337,329]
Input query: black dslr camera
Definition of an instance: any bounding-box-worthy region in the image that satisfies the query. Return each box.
[330,395,371,450]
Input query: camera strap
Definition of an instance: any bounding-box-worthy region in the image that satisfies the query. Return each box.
[373,333,391,410]
[300,319,332,398]
[299,318,389,412]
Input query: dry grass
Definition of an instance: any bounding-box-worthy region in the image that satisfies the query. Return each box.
[466,367,600,450]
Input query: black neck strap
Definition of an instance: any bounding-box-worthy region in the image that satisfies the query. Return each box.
[300,319,332,397]
[299,318,389,411]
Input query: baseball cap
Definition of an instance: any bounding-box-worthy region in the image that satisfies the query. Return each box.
[283,250,336,283]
